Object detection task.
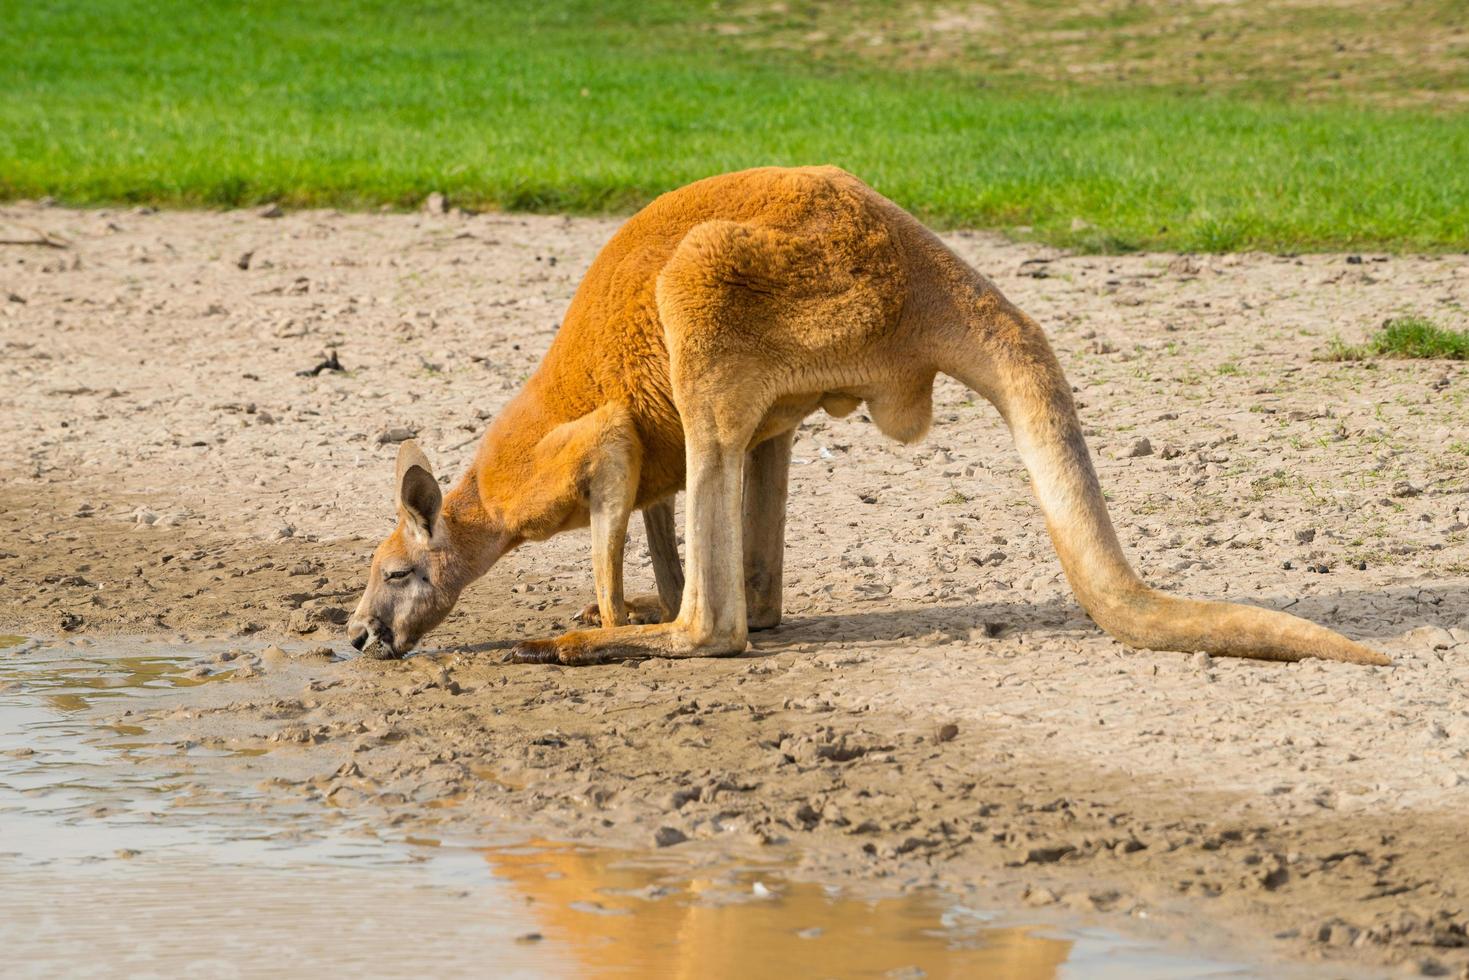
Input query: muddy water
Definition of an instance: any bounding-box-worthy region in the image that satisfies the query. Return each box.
[0,638,1257,978]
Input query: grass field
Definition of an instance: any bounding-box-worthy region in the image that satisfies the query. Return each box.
[3,0,1467,252]
[1326,317,1469,361]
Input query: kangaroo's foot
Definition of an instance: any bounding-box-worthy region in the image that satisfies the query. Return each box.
[506,623,746,666]
[574,594,669,627]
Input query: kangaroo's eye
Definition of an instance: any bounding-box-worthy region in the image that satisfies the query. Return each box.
[384,568,412,583]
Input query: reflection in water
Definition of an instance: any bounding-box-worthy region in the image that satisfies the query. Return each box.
[0,641,309,866]
[485,842,1073,979]
[33,655,223,712]
[0,640,1259,979]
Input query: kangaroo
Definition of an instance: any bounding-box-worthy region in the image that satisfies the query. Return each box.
[347,166,1389,668]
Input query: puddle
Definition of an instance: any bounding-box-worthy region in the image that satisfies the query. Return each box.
[0,637,1266,977]
[480,842,1255,979]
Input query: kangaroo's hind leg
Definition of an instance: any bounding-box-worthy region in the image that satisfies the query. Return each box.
[643,497,684,621]
[743,429,794,630]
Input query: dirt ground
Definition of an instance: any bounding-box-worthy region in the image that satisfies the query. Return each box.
[3,202,1468,975]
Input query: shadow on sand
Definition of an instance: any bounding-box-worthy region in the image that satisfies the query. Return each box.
[442,580,1468,660]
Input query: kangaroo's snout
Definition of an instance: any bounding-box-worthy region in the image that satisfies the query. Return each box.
[346,615,399,660]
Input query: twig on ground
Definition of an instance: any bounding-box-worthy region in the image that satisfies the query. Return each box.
[297,350,344,377]
[0,226,70,249]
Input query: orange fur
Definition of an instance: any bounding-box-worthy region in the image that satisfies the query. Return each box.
[348,166,1388,668]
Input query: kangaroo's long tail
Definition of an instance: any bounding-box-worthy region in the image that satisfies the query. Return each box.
[928,280,1387,666]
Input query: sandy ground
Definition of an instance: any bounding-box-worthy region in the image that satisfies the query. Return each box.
[3,202,1468,975]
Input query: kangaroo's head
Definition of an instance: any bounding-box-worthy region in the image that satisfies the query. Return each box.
[348,441,467,658]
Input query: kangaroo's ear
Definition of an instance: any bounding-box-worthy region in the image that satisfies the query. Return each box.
[395,440,441,537]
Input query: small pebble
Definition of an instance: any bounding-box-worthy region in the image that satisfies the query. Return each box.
[1122,437,1153,458]
[652,826,687,848]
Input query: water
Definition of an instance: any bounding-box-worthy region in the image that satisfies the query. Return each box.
[0,637,1260,978]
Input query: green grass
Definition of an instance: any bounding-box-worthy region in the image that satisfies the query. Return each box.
[3,0,1468,252]
[1324,317,1469,361]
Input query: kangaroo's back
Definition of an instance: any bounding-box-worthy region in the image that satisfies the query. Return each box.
[529,166,896,497]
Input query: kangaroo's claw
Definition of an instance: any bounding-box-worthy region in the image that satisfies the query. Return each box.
[575,595,669,628]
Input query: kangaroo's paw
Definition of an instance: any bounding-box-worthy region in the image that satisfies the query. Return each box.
[574,594,668,627]
[506,624,745,667]
[506,632,630,667]
[504,638,564,665]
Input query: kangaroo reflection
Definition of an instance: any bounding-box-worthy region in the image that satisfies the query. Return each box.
[484,842,1072,978]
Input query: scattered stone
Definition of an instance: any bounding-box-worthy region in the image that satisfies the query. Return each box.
[1159,444,1182,460]
[514,932,543,944]
[235,250,254,270]
[1392,481,1422,498]
[422,192,449,215]
[665,786,701,811]
[1317,919,1360,946]
[652,826,687,848]
[376,426,417,445]
[1023,886,1059,907]
[1024,844,1075,865]
[933,722,959,744]
[1122,437,1153,458]
[789,802,821,829]
[257,203,284,219]
[1294,527,1316,545]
